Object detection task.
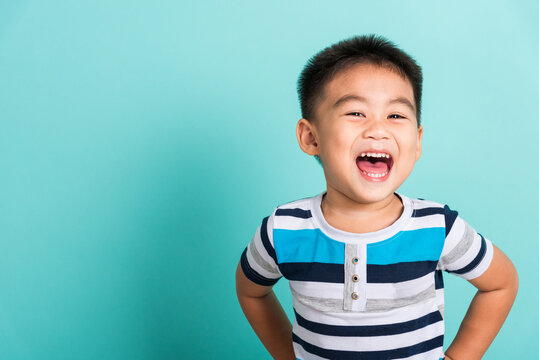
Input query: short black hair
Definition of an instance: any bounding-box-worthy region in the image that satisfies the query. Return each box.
[297,34,423,126]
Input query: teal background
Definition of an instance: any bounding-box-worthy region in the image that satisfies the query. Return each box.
[0,1,537,359]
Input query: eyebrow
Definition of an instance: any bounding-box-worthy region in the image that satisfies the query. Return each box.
[333,94,416,113]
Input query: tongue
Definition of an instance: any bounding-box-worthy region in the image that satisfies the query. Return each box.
[357,160,388,174]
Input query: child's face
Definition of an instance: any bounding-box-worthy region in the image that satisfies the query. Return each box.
[299,63,423,206]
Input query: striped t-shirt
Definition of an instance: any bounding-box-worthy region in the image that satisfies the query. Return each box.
[240,192,494,360]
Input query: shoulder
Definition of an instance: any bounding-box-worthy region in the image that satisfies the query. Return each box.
[273,194,316,218]
[402,194,461,233]
[266,193,320,232]
[407,195,446,213]
[256,193,320,240]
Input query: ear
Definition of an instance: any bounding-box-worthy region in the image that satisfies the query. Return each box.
[296,118,320,156]
[415,125,423,161]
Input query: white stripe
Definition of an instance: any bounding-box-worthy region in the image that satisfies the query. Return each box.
[435,288,445,318]
[251,228,279,269]
[266,212,275,247]
[293,319,444,352]
[294,342,444,360]
[293,296,440,326]
[248,238,281,276]
[441,216,466,258]
[274,215,317,230]
[395,347,445,360]
[405,214,445,231]
[367,273,433,299]
[435,288,444,305]
[459,238,493,280]
[245,242,281,280]
[289,281,343,299]
[411,199,444,209]
[278,198,312,210]
[292,340,328,360]
[444,231,482,272]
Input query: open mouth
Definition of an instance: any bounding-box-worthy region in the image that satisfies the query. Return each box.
[356,152,394,179]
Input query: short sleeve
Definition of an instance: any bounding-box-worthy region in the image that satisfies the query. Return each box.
[240,213,283,286]
[438,205,494,280]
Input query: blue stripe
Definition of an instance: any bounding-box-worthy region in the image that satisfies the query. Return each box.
[435,270,444,289]
[367,261,437,283]
[413,207,444,217]
[447,234,487,275]
[275,208,312,218]
[293,333,444,360]
[240,248,280,286]
[367,228,445,265]
[443,205,459,237]
[279,262,343,283]
[260,216,278,264]
[273,229,345,264]
[295,309,442,336]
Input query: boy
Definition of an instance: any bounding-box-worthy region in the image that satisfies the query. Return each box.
[235,35,518,360]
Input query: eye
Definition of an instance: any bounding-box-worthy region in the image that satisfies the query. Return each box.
[388,114,405,119]
[347,112,365,117]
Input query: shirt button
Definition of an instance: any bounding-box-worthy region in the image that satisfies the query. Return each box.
[352,257,359,264]
[351,292,359,300]
[352,274,360,282]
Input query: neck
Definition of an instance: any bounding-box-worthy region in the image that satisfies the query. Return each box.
[320,188,404,233]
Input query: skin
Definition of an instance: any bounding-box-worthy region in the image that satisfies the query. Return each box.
[236,63,518,359]
[296,63,423,233]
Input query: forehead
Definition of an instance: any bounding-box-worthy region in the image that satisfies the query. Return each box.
[317,63,415,115]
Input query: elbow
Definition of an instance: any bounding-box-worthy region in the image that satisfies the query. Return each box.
[498,258,519,304]
[510,261,519,298]
[235,261,245,297]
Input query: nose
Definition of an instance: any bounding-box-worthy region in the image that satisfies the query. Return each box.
[362,117,390,140]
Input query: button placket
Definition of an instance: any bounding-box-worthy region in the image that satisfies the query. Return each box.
[351,256,360,300]
[356,243,368,311]
[343,244,359,311]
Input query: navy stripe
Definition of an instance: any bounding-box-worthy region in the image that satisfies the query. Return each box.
[367,261,438,283]
[447,234,487,275]
[240,248,280,286]
[260,216,278,264]
[434,270,444,290]
[275,208,312,219]
[294,309,442,337]
[443,205,459,237]
[279,262,343,283]
[413,207,444,217]
[293,333,444,360]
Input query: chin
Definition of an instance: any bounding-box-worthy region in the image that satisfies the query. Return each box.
[350,188,397,205]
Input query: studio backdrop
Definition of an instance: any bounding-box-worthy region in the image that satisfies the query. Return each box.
[0,1,537,359]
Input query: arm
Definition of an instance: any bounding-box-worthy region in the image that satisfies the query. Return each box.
[235,261,295,360]
[444,244,518,360]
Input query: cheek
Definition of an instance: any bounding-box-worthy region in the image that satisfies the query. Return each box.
[319,138,352,174]
[398,129,419,149]
[321,134,352,162]
[401,139,420,165]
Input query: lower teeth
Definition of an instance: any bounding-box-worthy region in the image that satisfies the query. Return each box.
[361,170,388,178]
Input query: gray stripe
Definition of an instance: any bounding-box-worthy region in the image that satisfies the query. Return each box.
[290,287,345,313]
[248,242,280,276]
[366,283,436,311]
[441,221,475,266]
[343,243,358,311]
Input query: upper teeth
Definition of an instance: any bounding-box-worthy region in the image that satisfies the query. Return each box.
[360,152,391,158]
